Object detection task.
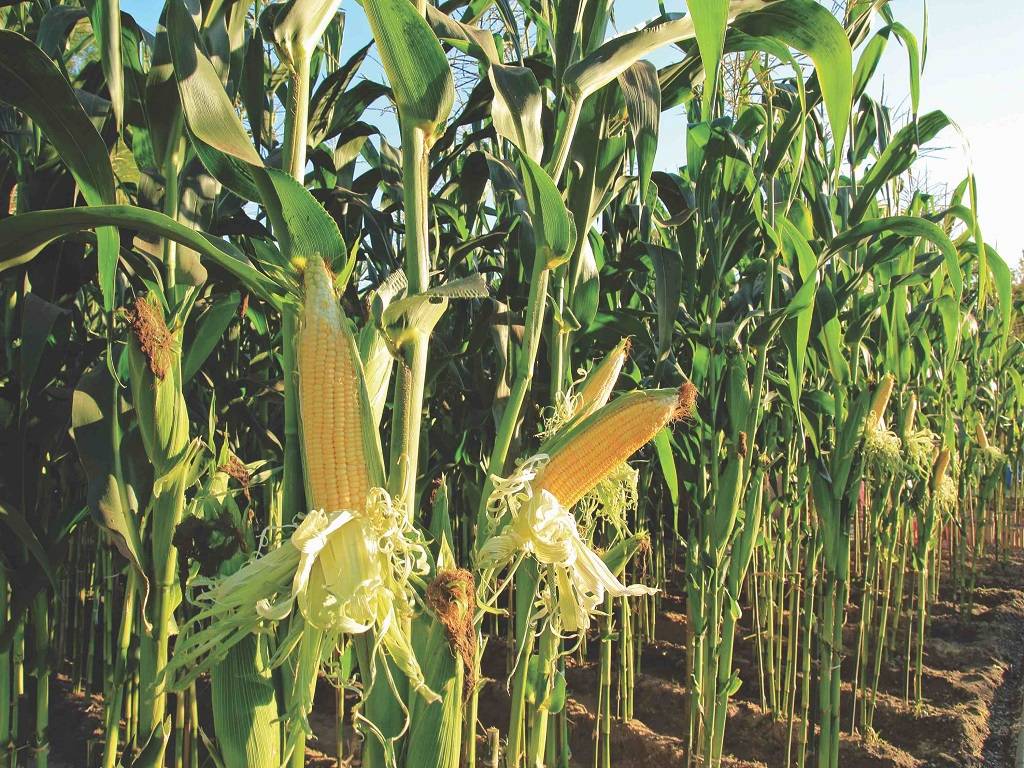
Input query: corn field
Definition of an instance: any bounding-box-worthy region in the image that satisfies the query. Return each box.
[0,0,1022,766]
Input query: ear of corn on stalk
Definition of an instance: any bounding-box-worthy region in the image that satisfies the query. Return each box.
[865,373,895,433]
[167,257,436,748]
[297,256,386,509]
[405,542,474,768]
[862,375,902,477]
[573,337,630,422]
[539,338,629,440]
[535,383,695,508]
[126,295,190,475]
[479,383,693,632]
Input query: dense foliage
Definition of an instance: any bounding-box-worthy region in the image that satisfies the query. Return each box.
[0,1,1021,767]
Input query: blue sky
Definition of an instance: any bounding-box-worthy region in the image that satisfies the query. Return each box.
[122,0,1023,267]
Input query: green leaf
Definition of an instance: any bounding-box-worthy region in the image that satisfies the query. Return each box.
[261,167,346,266]
[85,0,125,131]
[489,65,544,163]
[70,363,150,618]
[361,0,454,135]
[688,0,730,116]
[0,503,57,591]
[271,0,341,64]
[851,111,950,223]
[0,30,119,310]
[19,293,66,401]
[0,206,282,306]
[852,28,888,102]
[241,28,268,150]
[183,293,240,383]
[166,0,263,167]
[647,244,681,360]
[731,0,853,169]
[779,218,816,407]
[426,5,501,64]
[519,153,575,267]
[653,427,679,508]
[889,22,921,117]
[618,60,661,199]
[829,215,962,300]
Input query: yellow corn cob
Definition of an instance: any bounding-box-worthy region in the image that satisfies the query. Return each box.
[902,393,918,437]
[575,337,630,421]
[297,257,371,512]
[534,382,695,508]
[866,373,895,432]
[930,449,951,494]
[975,422,990,450]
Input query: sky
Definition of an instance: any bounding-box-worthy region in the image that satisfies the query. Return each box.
[121,0,1023,267]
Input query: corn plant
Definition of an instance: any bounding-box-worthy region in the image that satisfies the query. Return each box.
[0,1,1022,768]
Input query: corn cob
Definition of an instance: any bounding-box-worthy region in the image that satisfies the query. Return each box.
[866,373,895,433]
[125,295,189,474]
[296,257,380,511]
[534,382,695,508]
[930,449,951,494]
[575,338,630,421]
[975,422,990,450]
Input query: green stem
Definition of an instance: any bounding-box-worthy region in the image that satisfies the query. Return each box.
[31,591,48,768]
[282,55,311,182]
[476,251,551,531]
[102,570,136,768]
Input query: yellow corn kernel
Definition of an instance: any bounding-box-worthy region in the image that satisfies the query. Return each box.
[534,382,695,508]
[297,257,370,512]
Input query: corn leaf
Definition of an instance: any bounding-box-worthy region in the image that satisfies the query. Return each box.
[489,64,544,163]
[0,30,120,311]
[851,111,950,223]
[85,0,125,131]
[618,60,661,199]
[688,0,730,116]
[362,0,454,134]
[731,0,853,169]
[0,206,282,306]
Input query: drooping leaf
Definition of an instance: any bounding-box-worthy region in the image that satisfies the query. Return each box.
[0,206,282,305]
[489,64,544,163]
[618,60,661,198]
[0,31,120,310]
[688,0,730,116]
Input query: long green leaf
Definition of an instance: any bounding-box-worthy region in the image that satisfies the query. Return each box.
[851,111,950,223]
[489,64,544,163]
[0,206,282,305]
[688,0,730,116]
